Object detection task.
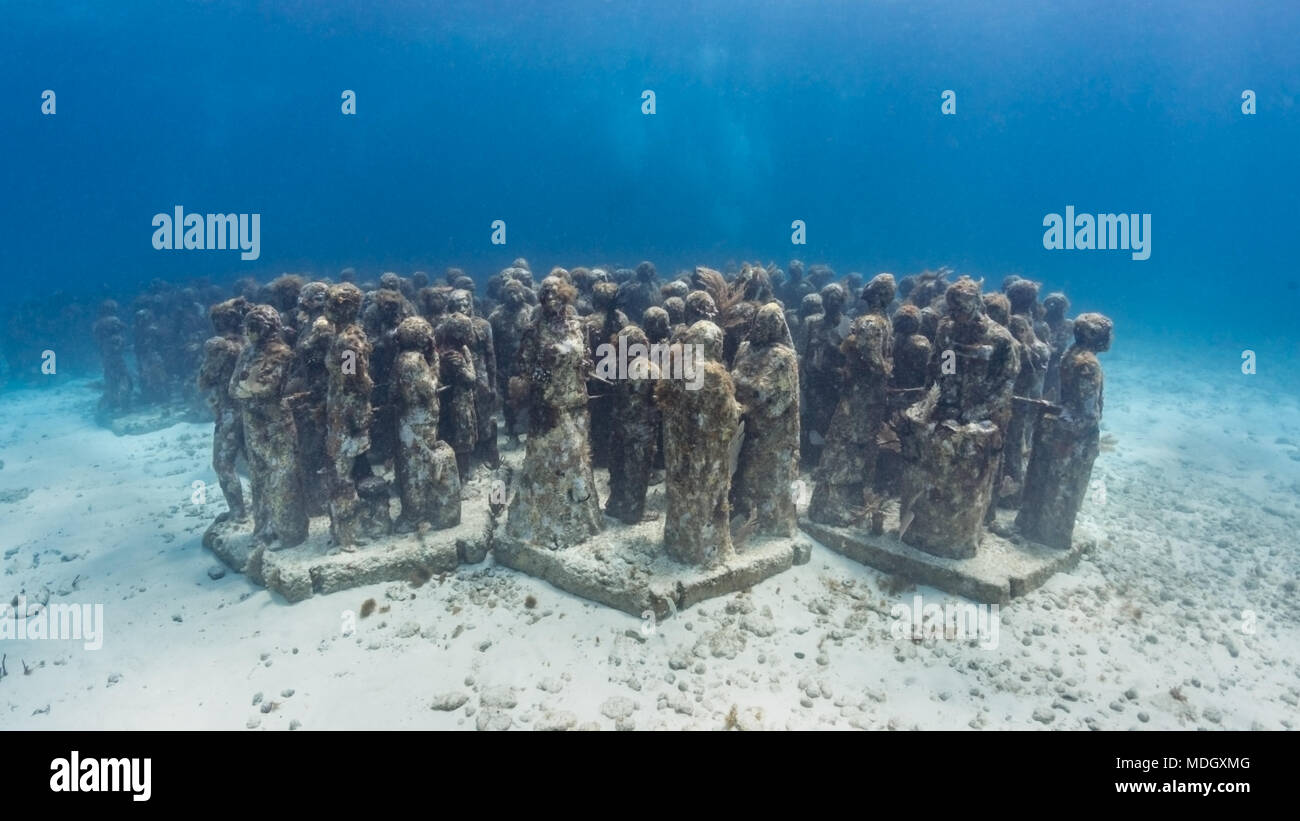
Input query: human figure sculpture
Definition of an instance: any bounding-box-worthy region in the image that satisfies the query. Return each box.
[730,302,801,537]
[505,277,603,548]
[657,320,742,564]
[285,286,332,517]
[800,283,848,465]
[93,300,133,417]
[604,325,661,525]
[1041,292,1073,402]
[809,275,895,526]
[198,297,249,521]
[436,313,479,482]
[324,283,374,549]
[898,277,1019,558]
[1016,313,1112,549]
[392,317,461,531]
[449,288,499,469]
[488,280,534,445]
[134,308,169,403]
[998,314,1050,509]
[586,281,627,469]
[228,305,308,548]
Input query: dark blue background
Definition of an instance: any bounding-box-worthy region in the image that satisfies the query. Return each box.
[3,0,1297,343]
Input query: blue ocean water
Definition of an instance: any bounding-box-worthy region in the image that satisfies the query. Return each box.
[2,0,1297,345]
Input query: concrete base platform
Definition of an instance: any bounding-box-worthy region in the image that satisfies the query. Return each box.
[202,476,496,602]
[799,503,1092,605]
[494,518,812,620]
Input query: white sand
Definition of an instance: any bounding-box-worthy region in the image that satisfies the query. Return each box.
[1,348,1297,730]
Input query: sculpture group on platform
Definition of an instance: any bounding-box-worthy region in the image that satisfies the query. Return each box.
[133,258,1110,564]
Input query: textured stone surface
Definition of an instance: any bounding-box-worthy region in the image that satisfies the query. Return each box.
[203,485,491,602]
[800,505,1091,605]
[495,514,811,619]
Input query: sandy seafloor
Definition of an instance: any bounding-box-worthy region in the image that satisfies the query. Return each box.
[2,342,1298,731]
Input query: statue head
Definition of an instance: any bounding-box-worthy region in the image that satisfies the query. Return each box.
[862,273,897,312]
[749,302,790,347]
[539,276,576,318]
[325,283,363,325]
[641,306,670,342]
[945,276,983,319]
[819,283,846,315]
[243,303,283,346]
[684,290,718,325]
[395,316,435,357]
[211,297,250,335]
[1073,313,1113,352]
[1043,292,1070,321]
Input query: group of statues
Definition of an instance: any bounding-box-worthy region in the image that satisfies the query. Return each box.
[97,257,1110,565]
[91,279,224,419]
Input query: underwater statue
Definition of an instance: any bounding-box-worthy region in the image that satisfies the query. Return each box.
[448,288,499,470]
[998,314,1051,509]
[641,305,671,346]
[585,281,627,469]
[436,312,479,482]
[506,276,603,548]
[92,300,133,417]
[228,304,308,548]
[366,288,410,466]
[657,320,742,564]
[792,292,823,358]
[615,260,662,324]
[809,275,895,526]
[324,283,374,549]
[898,277,1019,558]
[604,325,661,525]
[1016,313,1112,549]
[392,317,461,532]
[889,304,931,390]
[488,279,533,445]
[799,283,848,465]
[285,283,332,517]
[266,274,305,344]
[1041,292,1073,402]
[676,290,719,340]
[133,308,169,403]
[730,302,801,537]
[197,297,250,521]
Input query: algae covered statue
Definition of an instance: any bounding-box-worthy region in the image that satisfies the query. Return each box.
[898,277,1019,558]
[800,283,848,465]
[285,282,332,517]
[323,283,374,549]
[488,279,534,446]
[436,312,479,482]
[228,304,308,548]
[1016,313,1112,549]
[657,320,742,564]
[392,317,461,532]
[198,297,249,521]
[809,274,895,526]
[604,325,661,525]
[92,300,133,418]
[505,276,603,548]
[730,302,800,537]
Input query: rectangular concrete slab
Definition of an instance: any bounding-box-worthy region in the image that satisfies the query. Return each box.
[799,505,1091,605]
[494,517,812,620]
[203,492,492,602]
